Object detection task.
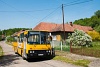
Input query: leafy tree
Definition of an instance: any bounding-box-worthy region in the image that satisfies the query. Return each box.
[0,28,31,41]
[73,10,100,32]
[0,28,30,36]
[68,29,92,47]
[95,10,100,18]
[94,25,100,33]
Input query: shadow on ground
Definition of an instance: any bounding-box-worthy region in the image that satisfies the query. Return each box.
[0,54,20,67]
[27,57,52,62]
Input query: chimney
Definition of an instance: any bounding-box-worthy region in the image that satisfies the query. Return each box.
[69,22,73,26]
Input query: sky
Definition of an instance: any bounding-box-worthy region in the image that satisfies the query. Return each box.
[0,0,100,30]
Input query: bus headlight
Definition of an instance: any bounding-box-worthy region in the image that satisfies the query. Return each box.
[30,51,32,53]
[30,50,34,53]
[48,50,50,53]
[33,51,34,53]
[46,50,50,53]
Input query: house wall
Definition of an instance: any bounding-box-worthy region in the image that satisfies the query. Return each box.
[51,31,72,41]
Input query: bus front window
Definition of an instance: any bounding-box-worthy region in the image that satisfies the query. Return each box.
[28,34,40,44]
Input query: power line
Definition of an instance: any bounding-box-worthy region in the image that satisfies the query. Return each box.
[0,8,59,12]
[0,0,93,24]
[64,0,93,7]
[37,5,61,23]
[64,0,81,5]
[0,0,81,12]
[0,0,34,18]
[0,0,59,12]
[35,0,93,23]
[0,0,18,11]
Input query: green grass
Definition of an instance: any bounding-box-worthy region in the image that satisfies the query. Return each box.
[55,45,70,51]
[6,41,13,46]
[53,56,90,67]
[90,41,100,50]
[0,46,3,59]
[72,41,100,58]
[53,41,100,67]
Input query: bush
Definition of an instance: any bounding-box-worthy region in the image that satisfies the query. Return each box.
[68,29,92,47]
[87,30,100,41]
[6,36,16,42]
[0,36,2,41]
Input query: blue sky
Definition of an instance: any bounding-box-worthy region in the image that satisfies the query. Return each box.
[0,0,100,30]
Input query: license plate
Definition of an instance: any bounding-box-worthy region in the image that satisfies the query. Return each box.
[38,54,44,56]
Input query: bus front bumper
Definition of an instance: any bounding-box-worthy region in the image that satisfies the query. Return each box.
[27,50,51,58]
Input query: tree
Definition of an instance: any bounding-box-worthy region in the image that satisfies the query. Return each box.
[95,10,100,18]
[73,10,100,32]
[94,25,100,33]
[68,29,92,47]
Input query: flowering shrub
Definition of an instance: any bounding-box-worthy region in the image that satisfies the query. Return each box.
[68,29,92,47]
[87,30,100,41]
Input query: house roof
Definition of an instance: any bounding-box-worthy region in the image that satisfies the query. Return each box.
[33,22,93,32]
[33,22,60,32]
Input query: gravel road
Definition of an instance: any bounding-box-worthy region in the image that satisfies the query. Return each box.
[0,41,81,67]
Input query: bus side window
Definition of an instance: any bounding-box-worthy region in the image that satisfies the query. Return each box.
[41,36,46,44]
[19,37,23,43]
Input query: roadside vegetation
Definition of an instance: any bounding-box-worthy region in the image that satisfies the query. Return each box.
[55,29,100,58]
[67,29,100,58]
[6,41,12,46]
[54,51,90,67]
[0,46,3,59]
[0,28,31,41]
[73,10,100,33]
[67,10,100,58]
[72,41,100,58]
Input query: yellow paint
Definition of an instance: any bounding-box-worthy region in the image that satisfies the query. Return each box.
[26,44,51,54]
[56,35,61,41]
[12,30,53,58]
[12,42,18,51]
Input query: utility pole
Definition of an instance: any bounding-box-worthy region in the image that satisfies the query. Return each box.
[62,4,65,41]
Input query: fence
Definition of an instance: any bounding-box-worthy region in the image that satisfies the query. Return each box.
[51,40,70,52]
[52,40,100,58]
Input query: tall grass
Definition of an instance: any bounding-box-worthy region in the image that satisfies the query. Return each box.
[72,41,100,57]
[0,46,3,59]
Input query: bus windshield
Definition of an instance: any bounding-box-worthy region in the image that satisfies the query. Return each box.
[27,34,40,44]
[27,31,51,44]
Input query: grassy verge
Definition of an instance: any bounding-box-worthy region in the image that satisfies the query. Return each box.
[6,41,12,46]
[55,46,70,51]
[0,46,3,59]
[72,41,100,58]
[53,56,90,67]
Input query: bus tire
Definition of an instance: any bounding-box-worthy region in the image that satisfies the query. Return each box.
[14,47,18,54]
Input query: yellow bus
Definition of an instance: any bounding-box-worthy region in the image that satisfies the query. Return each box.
[13,30,55,59]
[12,33,18,54]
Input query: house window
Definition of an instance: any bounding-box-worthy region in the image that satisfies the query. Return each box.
[52,35,56,40]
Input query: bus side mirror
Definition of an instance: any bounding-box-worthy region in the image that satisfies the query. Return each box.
[49,36,52,41]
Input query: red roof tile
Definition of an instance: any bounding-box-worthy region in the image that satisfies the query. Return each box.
[33,22,60,32]
[33,22,93,32]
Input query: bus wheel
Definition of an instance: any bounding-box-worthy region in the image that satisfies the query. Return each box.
[14,48,18,54]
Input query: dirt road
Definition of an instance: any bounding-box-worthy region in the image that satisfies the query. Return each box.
[0,41,81,67]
